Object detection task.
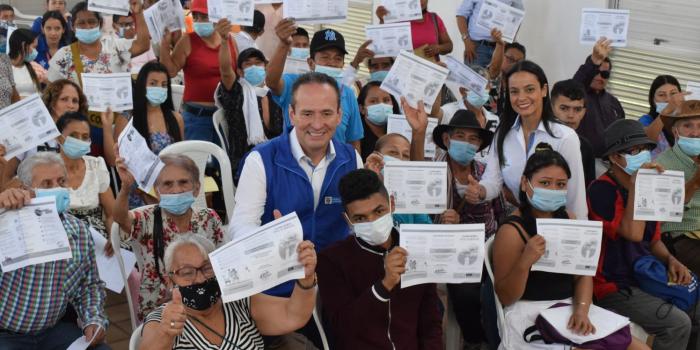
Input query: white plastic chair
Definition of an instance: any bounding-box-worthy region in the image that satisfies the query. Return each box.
[312,290,330,350]
[484,236,506,341]
[170,84,185,113]
[111,223,140,331]
[129,324,143,350]
[213,109,230,154]
[159,141,236,224]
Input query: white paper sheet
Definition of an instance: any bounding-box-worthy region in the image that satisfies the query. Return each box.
[539,304,630,344]
[0,94,60,160]
[386,114,439,159]
[384,161,447,214]
[5,25,15,54]
[365,23,413,58]
[210,212,305,303]
[379,0,422,23]
[400,224,485,288]
[90,228,137,293]
[66,325,102,350]
[579,8,630,47]
[0,197,72,273]
[117,120,165,194]
[380,50,449,112]
[443,56,489,97]
[284,57,311,74]
[686,81,700,101]
[144,0,185,44]
[633,169,685,222]
[283,0,348,24]
[474,0,525,43]
[255,0,281,3]
[531,219,602,276]
[81,73,133,112]
[88,0,130,16]
[208,0,254,25]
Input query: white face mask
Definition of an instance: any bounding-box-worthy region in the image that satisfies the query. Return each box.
[352,212,394,246]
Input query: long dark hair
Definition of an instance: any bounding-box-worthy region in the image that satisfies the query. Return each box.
[8,28,41,92]
[496,60,558,167]
[132,61,182,148]
[357,81,400,116]
[41,11,71,47]
[518,143,571,228]
[648,75,681,146]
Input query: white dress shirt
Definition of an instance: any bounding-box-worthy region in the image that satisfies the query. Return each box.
[480,117,588,220]
[235,31,259,53]
[228,129,363,241]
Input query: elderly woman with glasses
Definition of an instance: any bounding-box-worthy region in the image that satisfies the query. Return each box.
[139,234,317,350]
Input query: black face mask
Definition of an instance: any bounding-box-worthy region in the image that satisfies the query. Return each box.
[177,277,221,311]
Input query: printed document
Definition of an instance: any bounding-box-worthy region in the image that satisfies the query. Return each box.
[475,0,525,43]
[284,57,311,74]
[686,81,700,101]
[117,119,165,194]
[365,23,413,58]
[386,114,439,159]
[81,73,133,112]
[283,0,348,24]
[444,56,489,96]
[144,0,185,43]
[208,0,254,25]
[379,0,422,23]
[88,0,130,16]
[539,304,630,344]
[381,50,449,112]
[633,169,684,222]
[90,228,137,293]
[580,8,630,47]
[0,94,60,160]
[384,161,447,214]
[532,219,602,277]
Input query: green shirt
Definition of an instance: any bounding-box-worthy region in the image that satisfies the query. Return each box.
[656,144,700,236]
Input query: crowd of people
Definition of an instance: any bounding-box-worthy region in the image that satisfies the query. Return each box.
[0,0,698,350]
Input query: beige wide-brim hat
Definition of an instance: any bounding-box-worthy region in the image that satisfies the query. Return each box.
[661,100,700,130]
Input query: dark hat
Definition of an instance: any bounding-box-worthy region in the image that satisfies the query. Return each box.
[432,110,494,152]
[602,119,656,157]
[660,100,700,130]
[251,10,265,32]
[237,47,267,68]
[310,29,348,57]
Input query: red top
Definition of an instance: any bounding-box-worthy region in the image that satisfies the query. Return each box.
[182,33,237,103]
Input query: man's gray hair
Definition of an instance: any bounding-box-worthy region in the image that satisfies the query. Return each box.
[17,152,66,187]
[163,233,216,273]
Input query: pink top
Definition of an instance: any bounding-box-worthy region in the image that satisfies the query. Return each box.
[410,12,447,49]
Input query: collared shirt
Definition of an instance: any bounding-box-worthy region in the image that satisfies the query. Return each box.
[234,31,258,53]
[657,144,700,236]
[0,214,107,333]
[228,130,363,241]
[457,0,525,42]
[480,117,588,220]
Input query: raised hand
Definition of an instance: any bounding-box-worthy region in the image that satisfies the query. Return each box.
[401,97,428,133]
[215,19,232,39]
[463,175,484,204]
[521,234,546,266]
[275,18,298,46]
[382,247,408,291]
[351,40,375,68]
[160,288,187,337]
[591,37,613,65]
[297,240,317,283]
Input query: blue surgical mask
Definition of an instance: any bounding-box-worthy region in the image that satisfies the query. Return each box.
[24,48,38,63]
[656,102,668,114]
[314,64,343,82]
[36,187,71,214]
[678,136,700,157]
[466,89,489,108]
[146,86,168,106]
[619,150,651,175]
[193,22,215,38]
[366,103,393,125]
[290,47,310,59]
[62,136,91,159]
[383,154,400,163]
[75,27,101,44]
[448,139,478,165]
[527,181,567,212]
[369,70,389,83]
[243,65,266,86]
[117,27,126,38]
[159,191,195,215]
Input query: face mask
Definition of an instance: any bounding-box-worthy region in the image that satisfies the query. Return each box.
[383,154,400,163]
[369,70,389,83]
[314,64,343,82]
[36,187,71,214]
[243,65,266,87]
[352,212,393,246]
[448,139,478,165]
[62,136,91,159]
[177,277,221,311]
[366,103,393,125]
[655,102,668,114]
[290,47,310,59]
[455,182,468,197]
[75,27,101,44]
[193,22,215,38]
[117,27,125,38]
[24,48,38,63]
[466,89,489,108]
[678,136,700,157]
[527,181,567,212]
[159,191,195,215]
[146,86,168,106]
[618,150,651,175]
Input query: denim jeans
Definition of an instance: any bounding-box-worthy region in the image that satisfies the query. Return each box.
[0,322,111,350]
[470,41,496,68]
[182,103,218,145]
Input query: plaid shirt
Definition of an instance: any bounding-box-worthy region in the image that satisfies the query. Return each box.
[0,213,107,333]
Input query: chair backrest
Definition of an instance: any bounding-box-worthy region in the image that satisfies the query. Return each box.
[213,109,230,154]
[171,84,185,113]
[129,323,144,350]
[484,236,506,340]
[159,141,236,224]
[111,223,140,331]
[313,291,330,350]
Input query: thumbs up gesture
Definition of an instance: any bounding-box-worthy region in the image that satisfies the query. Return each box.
[160,288,187,337]
[464,175,484,205]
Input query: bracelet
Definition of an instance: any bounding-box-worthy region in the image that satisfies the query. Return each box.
[576,301,590,306]
[296,274,317,290]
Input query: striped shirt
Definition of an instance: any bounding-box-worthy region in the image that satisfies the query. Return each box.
[144,298,264,349]
[0,213,107,333]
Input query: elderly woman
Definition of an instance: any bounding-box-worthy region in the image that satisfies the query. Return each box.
[140,234,317,349]
[114,150,225,321]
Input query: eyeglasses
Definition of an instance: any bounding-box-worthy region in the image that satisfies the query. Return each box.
[598,70,611,79]
[170,263,214,283]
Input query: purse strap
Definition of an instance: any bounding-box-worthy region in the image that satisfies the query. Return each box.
[70,42,84,88]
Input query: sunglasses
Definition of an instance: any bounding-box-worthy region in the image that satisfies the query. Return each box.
[598,70,611,79]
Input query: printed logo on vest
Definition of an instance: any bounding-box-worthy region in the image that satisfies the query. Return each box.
[324,196,341,205]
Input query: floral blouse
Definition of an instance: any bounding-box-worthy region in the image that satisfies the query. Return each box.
[47,35,132,82]
[122,205,224,320]
[0,54,15,109]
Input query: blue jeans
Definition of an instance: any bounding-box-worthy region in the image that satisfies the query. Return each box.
[182,103,218,145]
[0,322,111,350]
[470,41,496,68]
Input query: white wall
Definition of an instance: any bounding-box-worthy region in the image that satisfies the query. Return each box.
[429,0,606,85]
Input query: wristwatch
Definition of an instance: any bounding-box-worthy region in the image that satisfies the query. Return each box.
[461,33,469,41]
